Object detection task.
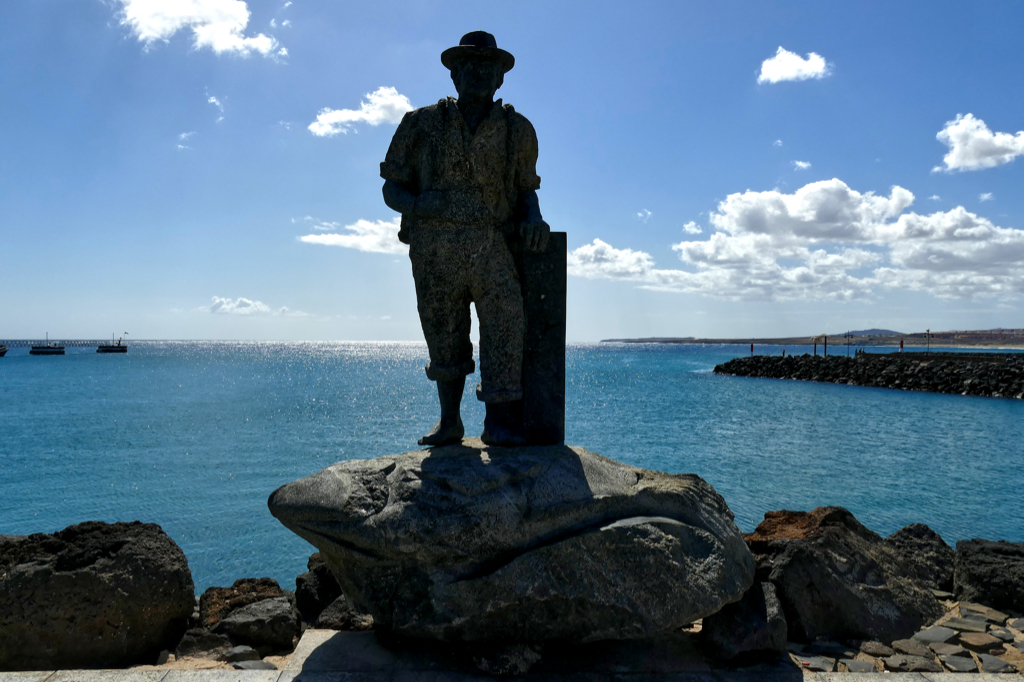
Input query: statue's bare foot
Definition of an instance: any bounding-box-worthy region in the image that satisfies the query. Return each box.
[481,401,525,447]
[480,423,526,447]
[418,418,464,446]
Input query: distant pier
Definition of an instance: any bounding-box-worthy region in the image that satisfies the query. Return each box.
[1,340,123,348]
[714,352,1024,400]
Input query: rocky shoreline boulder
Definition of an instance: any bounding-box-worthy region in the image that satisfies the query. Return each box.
[884,523,955,592]
[745,507,944,643]
[700,581,787,660]
[0,521,194,671]
[198,578,301,656]
[269,438,755,643]
[954,539,1024,613]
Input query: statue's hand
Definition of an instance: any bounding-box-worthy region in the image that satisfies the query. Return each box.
[414,190,449,219]
[520,218,550,252]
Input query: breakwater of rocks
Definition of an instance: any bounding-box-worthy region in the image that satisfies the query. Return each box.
[714,352,1024,400]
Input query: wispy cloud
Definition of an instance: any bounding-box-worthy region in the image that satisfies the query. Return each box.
[636,209,652,223]
[758,47,832,84]
[980,192,994,202]
[178,131,196,141]
[299,217,408,255]
[929,195,941,201]
[568,178,1024,302]
[203,296,307,316]
[773,139,783,147]
[115,0,286,58]
[792,160,812,170]
[308,87,413,137]
[933,114,1024,172]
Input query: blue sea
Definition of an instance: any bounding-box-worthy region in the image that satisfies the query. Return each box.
[2,341,1023,594]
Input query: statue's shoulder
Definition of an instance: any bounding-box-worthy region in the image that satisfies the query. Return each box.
[397,99,448,130]
[503,103,537,140]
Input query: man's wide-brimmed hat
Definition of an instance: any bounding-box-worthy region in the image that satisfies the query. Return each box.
[441,31,515,73]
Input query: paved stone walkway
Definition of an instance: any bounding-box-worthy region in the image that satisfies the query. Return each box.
[2,630,1022,681]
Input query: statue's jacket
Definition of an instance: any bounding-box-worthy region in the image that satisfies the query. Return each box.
[380,97,541,239]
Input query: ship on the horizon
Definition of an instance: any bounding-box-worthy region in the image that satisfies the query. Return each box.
[0,344,7,357]
[97,332,128,354]
[30,333,65,356]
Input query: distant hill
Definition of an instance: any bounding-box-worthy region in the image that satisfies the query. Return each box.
[843,329,904,336]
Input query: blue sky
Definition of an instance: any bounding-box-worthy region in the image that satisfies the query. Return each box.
[2,0,1023,341]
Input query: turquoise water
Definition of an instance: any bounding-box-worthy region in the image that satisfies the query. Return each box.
[2,341,1022,593]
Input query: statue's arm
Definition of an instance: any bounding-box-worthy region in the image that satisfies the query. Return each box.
[518,189,550,252]
[382,179,448,219]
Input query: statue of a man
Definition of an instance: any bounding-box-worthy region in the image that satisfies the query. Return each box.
[381,31,550,447]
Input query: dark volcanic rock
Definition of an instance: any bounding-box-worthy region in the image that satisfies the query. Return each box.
[700,581,786,660]
[944,616,989,632]
[860,641,894,657]
[978,653,1017,673]
[295,552,342,624]
[884,523,955,591]
[0,521,194,671]
[942,654,978,672]
[955,540,1024,613]
[744,506,944,643]
[959,631,1001,651]
[175,628,231,659]
[961,601,1010,624]
[199,577,291,629]
[269,439,755,642]
[956,541,1024,614]
[842,659,876,672]
[213,596,300,656]
[912,625,956,644]
[883,654,943,672]
[892,638,931,657]
[315,595,374,631]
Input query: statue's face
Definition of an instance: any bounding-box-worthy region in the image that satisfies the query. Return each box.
[451,59,504,100]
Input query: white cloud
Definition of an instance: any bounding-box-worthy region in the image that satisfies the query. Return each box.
[980,192,994,202]
[636,209,652,222]
[178,131,196,140]
[758,47,832,84]
[208,95,224,111]
[308,87,413,137]
[773,139,783,147]
[299,217,408,255]
[204,296,306,316]
[176,144,191,151]
[933,114,1024,172]
[929,195,941,201]
[683,221,703,235]
[282,19,291,27]
[277,47,287,57]
[567,239,656,280]
[116,0,281,57]
[269,18,277,28]
[567,178,1024,301]
[792,160,811,170]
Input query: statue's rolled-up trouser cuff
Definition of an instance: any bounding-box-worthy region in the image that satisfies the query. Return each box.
[425,359,476,382]
[476,385,523,403]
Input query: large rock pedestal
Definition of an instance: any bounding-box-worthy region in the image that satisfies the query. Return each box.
[269,439,754,643]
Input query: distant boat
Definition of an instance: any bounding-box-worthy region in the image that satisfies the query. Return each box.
[0,344,7,357]
[30,333,65,356]
[97,332,128,354]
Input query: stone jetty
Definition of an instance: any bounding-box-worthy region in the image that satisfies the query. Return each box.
[715,351,1024,399]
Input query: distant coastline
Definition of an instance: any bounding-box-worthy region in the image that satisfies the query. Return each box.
[602,328,1024,349]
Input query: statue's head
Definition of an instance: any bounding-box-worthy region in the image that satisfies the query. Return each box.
[442,31,514,100]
